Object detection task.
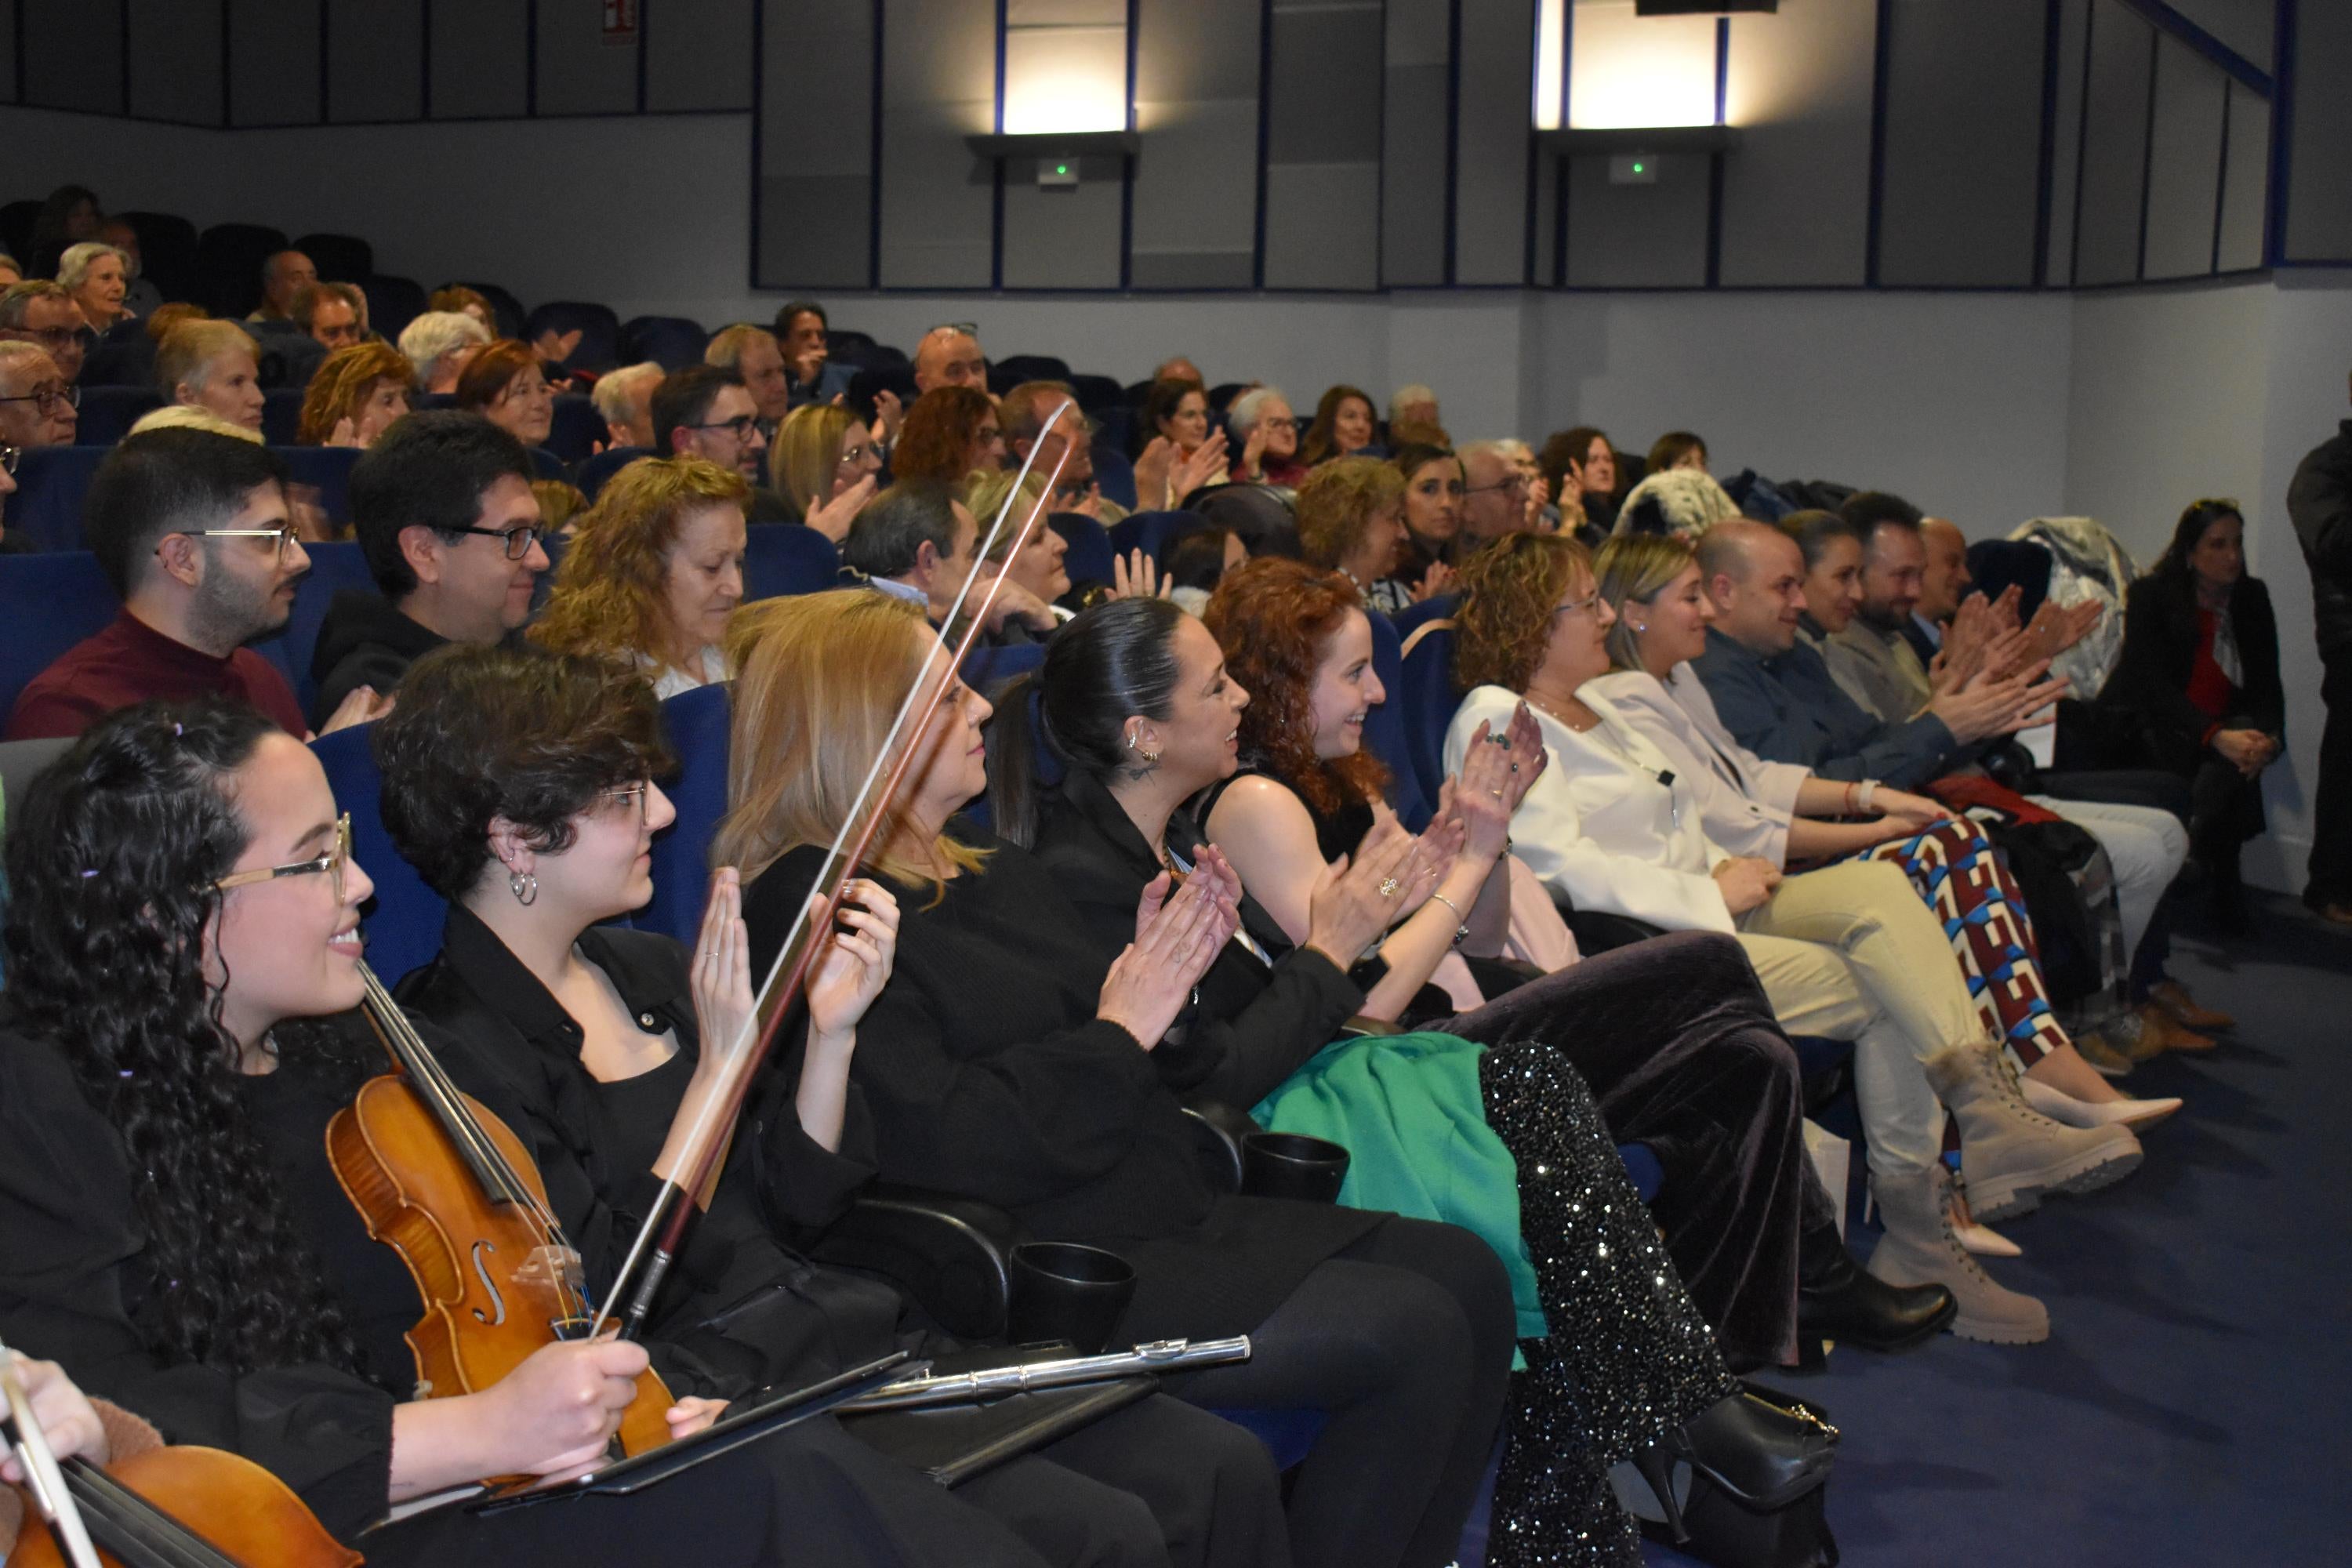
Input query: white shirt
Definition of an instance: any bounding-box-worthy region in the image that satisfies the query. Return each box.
[1445,684,1735,934]
[1588,664,1811,867]
[642,645,732,701]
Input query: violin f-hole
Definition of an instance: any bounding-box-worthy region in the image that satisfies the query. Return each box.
[470,1240,509,1326]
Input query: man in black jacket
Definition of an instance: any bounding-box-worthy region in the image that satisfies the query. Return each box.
[2287,379,2352,925]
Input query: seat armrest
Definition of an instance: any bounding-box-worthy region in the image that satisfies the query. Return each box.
[1480,956,1548,988]
[1560,906,1670,955]
[1180,1099,1261,1193]
[811,1185,1022,1341]
[1337,1014,1407,1037]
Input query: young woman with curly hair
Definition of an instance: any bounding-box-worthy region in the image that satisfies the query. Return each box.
[296,340,414,447]
[0,699,1096,1568]
[529,456,747,697]
[888,384,1002,486]
[981,586,1859,1560]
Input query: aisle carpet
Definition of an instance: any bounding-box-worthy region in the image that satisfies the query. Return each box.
[1643,893,2351,1567]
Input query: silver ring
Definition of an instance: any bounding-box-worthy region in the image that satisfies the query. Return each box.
[1485,733,1510,749]
[1509,760,1520,772]
[1378,877,1402,898]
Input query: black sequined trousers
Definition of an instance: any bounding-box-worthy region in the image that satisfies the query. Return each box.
[1478,1043,1740,1568]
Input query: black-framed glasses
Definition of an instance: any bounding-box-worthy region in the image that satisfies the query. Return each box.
[215,815,353,905]
[0,383,78,414]
[449,524,543,560]
[684,414,760,440]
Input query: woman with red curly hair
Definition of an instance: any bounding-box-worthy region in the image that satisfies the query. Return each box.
[529,456,747,696]
[297,340,413,447]
[888,385,1004,486]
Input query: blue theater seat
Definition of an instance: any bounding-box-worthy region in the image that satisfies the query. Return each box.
[1088,445,1137,510]
[249,542,380,714]
[543,394,605,465]
[1394,616,1459,811]
[1107,510,1185,567]
[0,552,118,721]
[310,720,447,987]
[619,315,708,372]
[76,387,165,446]
[1048,514,1115,590]
[274,445,362,531]
[574,445,653,501]
[260,389,305,446]
[9,446,111,552]
[1361,610,1432,831]
[743,525,842,601]
[642,683,733,947]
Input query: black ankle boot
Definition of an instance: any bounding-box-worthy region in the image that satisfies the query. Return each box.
[1795,1220,1956,1365]
[1626,1385,1840,1542]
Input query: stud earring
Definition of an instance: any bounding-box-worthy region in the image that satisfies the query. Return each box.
[509,869,538,906]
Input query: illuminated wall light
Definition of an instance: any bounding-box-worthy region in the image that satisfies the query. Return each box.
[1001,20,1129,137]
[1565,0,1718,131]
[1534,0,1566,132]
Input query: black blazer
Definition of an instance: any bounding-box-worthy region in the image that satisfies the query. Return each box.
[1029,768,1365,1112]
[2101,571,2284,772]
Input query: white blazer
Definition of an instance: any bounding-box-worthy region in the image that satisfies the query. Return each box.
[1588,664,1812,867]
[1445,684,1735,934]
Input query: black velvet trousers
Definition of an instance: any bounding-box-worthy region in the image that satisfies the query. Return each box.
[1437,931,1820,1368]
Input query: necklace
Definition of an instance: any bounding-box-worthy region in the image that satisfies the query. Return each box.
[1525,688,1599,733]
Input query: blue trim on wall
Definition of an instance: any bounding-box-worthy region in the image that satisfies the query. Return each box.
[1705,15,1727,289]
[419,0,432,119]
[2212,76,2230,274]
[989,0,1007,291]
[2113,0,2271,96]
[747,0,763,289]
[2265,0,2294,266]
[1253,0,1272,289]
[1443,0,1462,286]
[869,0,886,290]
[2135,20,2156,281]
[2068,0,2094,286]
[2032,0,2061,287]
[524,0,539,118]
[1120,0,1138,292]
[1864,0,1891,286]
[635,0,650,114]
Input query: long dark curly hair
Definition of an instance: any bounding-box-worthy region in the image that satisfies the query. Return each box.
[1203,557,1390,817]
[1,699,361,1375]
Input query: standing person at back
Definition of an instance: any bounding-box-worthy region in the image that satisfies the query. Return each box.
[2288,375,2352,927]
[307,410,550,728]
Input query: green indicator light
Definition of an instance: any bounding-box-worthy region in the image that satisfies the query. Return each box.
[1055,164,1069,176]
[1631,162,1645,174]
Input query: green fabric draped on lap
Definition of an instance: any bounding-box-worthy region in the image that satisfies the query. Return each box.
[1253,1030,1546,1341]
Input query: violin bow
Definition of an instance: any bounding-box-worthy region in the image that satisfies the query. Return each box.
[0,1340,105,1568]
[591,401,1082,1338]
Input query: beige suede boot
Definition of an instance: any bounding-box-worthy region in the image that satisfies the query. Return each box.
[1925,1041,2143,1221]
[1867,1163,2049,1345]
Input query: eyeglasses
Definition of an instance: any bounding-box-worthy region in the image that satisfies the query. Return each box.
[0,383,78,414]
[449,523,544,560]
[177,522,300,561]
[216,814,353,905]
[685,414,760,441]
[1465,474,1527,496]
[927,321,979,337]
[11,326,82,350]
[601,782,652,815]
[1552,590,1603,619]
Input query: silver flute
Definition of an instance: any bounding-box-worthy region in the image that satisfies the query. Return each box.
[838,1337,1252,1413]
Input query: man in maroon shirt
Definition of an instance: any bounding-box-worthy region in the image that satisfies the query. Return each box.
[5,429,384,740]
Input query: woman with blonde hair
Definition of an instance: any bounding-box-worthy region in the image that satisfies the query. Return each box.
[768,400,880,542]
[1294,456,1406,607]
[716,589,1523,1568]
[297,341,414,447]
[531,456,748,698]
[155,319,263,433]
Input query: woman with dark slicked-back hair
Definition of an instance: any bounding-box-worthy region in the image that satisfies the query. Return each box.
[0,698,1142,1568]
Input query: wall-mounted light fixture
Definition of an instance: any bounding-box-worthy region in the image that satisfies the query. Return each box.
[1566,0,1718,131]
[968,2,1135,186]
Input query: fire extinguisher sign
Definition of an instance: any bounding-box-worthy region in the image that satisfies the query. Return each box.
[603,0,638,45]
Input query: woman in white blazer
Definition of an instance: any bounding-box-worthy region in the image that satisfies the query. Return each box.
[1441,533,2140,1346]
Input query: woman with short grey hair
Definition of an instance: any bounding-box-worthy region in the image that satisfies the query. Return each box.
[56,241,132,332]
[1226,384,1306,488]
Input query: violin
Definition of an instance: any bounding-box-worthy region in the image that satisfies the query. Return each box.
[2,1347,359,1568]
[325,964,677,1465]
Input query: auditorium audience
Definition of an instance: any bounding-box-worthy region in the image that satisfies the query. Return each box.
[428,285,497,332]
[770,401,880,541]
[840,480,1054,638]
[1388,384,1441,436]
[2,430,375,740]
[1298,384,1378,467]
[1226,387,1307,488]
[1613,466,1737,540]
[892,385,1003,486]
[717,587,1515,1568]
[911,323,985,394]
[1144,376,1211,459]
[1646,430,1708,477]
[1296,456,1406,604]
[96,216,163,318]
[1374,443,1464,612]
[1459,441,1537,543]
[1541,426,1621,537]
[593,360,663,449]
[773,299,853,406]
[1002,379,1101,510]
[2100,499,2284,930]
[248,249,317,322]
[453,339,556,451]
[0,342,78,448]
[310,410,549,726]
[531,457,747,697]
[704,323,792,431]
[296,341,414,448]
[152,319,262,432]
[56,241,131,332]
[0,280,89,383]
[397,310,492,394]
[291,281,367,351]
[1906,515,1973,662]
[1164,524,1248,613]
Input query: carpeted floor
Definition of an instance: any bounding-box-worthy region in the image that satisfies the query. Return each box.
[1645,892,2352,1567]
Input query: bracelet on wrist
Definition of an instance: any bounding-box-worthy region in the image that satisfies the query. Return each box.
[1427,891,1469,947]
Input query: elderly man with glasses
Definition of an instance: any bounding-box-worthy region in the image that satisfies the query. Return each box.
[308,409,550,730]
[1459,441,1541,543]
[0,280,89,384]
[0,342,78,449]
[5,429,383,740]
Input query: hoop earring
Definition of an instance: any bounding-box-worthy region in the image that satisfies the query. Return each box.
[509,869,538,906]
[1127,730,1162,766]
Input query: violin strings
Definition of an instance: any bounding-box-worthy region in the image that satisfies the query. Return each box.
[64,1461,242,1568]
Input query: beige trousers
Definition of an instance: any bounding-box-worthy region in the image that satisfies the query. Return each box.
[1732,858,1990,1178]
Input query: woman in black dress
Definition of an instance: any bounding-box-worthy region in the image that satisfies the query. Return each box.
[0,697,1227,1568]
[2100,499,2285,929]
[717,590,1520,1568]
[372,641,1291,1568]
